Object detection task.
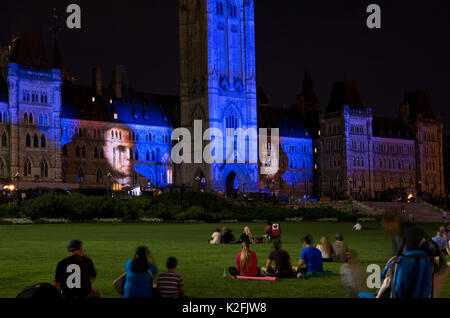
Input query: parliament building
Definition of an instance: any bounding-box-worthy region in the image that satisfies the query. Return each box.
[0,0,445,199]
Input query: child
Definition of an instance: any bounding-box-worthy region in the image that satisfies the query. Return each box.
[157,257,185,299]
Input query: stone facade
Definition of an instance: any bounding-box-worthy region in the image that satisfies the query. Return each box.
[0,3,445,199]
[319,81,445,198]
[178,0,259,193]
[4,63,62,188]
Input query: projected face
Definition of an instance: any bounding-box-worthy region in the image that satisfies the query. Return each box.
[103,128,135,182]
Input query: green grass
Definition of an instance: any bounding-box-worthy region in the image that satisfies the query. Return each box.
[0,222,448,298]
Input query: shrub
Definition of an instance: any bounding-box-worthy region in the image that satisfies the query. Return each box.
[175,205,209,221]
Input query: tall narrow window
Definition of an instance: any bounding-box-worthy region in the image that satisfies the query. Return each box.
[33,134,39,148]
[1,132,6,147]
[0,159,5,177]
[96,169,103,184]
[41,135,46,148]
[40,160,48,177]
[94,147,98,159]
[26,134,31,147]
[29,113,33,124]
[78,168,84,183]
[24,159,32,177]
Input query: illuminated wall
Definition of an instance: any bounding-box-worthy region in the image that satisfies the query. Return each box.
[6,63,62,187]
[179,0,259,193]
[61,118,172,189]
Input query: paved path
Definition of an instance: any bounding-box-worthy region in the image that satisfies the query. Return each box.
[362,201,445,223]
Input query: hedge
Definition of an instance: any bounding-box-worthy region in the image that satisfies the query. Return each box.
[0,192,366,222]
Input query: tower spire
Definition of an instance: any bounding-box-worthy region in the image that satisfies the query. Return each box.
[49,7,71,82]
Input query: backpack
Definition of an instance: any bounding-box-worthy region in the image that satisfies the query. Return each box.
[376,239,440,298]
[271,224,280,239]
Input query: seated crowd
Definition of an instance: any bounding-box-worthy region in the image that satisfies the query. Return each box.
[227,228,351,279]
[26,223,354,299]
[52,240,186,299]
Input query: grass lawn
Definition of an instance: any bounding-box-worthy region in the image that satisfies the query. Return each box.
[0,222,448,298]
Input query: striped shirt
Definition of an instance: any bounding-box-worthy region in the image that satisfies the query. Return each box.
[157,272,184,298]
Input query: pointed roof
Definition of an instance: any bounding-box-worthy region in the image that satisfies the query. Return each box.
[299,72,319,103]
[9,33,50,69]
[51,39,64,70]
[402,91,435,119]
[326,80,364,113]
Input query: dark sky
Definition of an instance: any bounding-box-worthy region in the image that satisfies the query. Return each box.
[1,0,449,131]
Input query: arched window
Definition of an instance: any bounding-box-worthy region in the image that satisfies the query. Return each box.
[1,132,6,147]
[44,114,48,126]
[77,168,84,183]
[24,159,32,177]
[75,146,80,157]
[100,148,104,159]
[152,150,156,162]
[94,147,98,158]
[146,150,150,161]
[82,146,86,158]
[156,149,161,163]
[0,159,5,177]
[96,169,103,184]
[33,134,39,148]
[40,160,48,178]
[135,149,139,161]
[24,113,28,123]
[41,135,46,148]
[39,114,43,125]
[29,113,33,124]
[26,134,31,147]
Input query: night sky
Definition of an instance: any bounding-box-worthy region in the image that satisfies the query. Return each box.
[1,0,449,131]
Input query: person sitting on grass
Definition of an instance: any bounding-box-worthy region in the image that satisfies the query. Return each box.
[123,246,158,299]
[316,236,333,262]
[209,228,221,245]
[332,232,349,262]
[229,242,259,278]
[432,231,448,254]
[220,227,236,244]
[439,225,449,241]
[264,221,281,241]
[157,257,185,299]
[297,235,323,278]
[261,239,294,277]
[54,240,100,299]
[238,226,254,244]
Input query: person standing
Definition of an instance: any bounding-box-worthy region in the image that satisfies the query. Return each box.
[54,240,99,299]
